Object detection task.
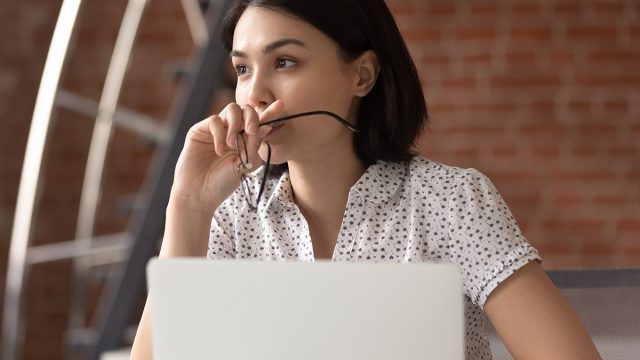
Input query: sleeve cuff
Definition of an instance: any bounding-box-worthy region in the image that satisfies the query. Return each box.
[473,244,542,308]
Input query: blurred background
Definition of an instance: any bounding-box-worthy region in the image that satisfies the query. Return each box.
[0,0,638,359]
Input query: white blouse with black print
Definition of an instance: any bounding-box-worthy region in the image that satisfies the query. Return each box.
[208,156,541,360]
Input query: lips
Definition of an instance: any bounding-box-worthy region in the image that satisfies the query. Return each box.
[266,123,285,136]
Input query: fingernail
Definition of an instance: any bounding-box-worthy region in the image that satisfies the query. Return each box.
[250,123,258,134]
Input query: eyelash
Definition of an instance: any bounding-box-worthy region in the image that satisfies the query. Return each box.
[234,64,249,76]
[234,57,297,76]
[276,58,296,68]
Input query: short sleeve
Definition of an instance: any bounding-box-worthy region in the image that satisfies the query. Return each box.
[447,168,541,308]
[207,193,238,260]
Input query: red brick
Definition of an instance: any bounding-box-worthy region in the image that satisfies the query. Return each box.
[567,25,617,39]
[552,171,616,181]
[619,255,640,267]
[402,28,443,42]
[623,243,640,256]
[509,194,540,206]
[591,1,626,15]
[454,27,497,41]
[543,219,606,231]
[469,3,500,16]
[539,243,572,255]
[505,50,537,63]
[529,99,555,112]
[510,1,542,15]
[422,54,450,66]
[388,2,415,15]
[609,146,637,156]
[582,244,617,256]
[441,76,477,90]
[491,171,538,182]
[593,195,628,206]
[629,25,640,40]
[603,99,629,111]
[572,146,598,157]
[492,74,561,88]
[531,146,559,159]
[577,255,622,268]
[578,123,618,134]
[451,148,479,158]
[618,219,640,232]
[519,123,566,134]
[553,2,583,15]
[548,50,576,65]
[492,147,518,157]
[463,52,492,65]
[575,75,640,87]
[466,101,518,112]
[426,3,457,16]
[428,102,457,112]
[510,27,553,42]
[588,50,640,64]
[552,195,583,206]
[438,125,504,135]
[568,100,591,111]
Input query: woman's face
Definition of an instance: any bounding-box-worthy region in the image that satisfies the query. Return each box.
[232,6,360,165]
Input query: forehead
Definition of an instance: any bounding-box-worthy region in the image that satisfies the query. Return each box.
[232,6,329,51]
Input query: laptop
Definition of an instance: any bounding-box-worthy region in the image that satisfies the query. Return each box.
[147,258,464,360]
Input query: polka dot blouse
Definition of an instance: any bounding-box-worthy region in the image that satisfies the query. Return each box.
[208,156,541,360]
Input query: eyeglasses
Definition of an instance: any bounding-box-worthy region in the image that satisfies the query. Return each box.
[235,110,359,211]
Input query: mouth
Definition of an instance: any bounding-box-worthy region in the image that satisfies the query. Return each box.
[266,123,285,136]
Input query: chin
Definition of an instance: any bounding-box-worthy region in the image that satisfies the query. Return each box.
[258,144,288,165]
[268,157,288,166]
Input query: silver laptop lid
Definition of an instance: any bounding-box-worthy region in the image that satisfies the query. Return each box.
[148,259,464,360]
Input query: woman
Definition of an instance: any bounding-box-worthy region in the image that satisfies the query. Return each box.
[132,1,601,358]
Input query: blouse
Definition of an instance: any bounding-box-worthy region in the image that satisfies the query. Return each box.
[208,156,541,360]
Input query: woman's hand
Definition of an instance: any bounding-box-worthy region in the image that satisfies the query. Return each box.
[170,100,284,211]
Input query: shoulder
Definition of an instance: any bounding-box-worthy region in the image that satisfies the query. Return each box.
[407,156,494,196]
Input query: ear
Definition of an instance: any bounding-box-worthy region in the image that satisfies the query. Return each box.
[351,50,379,97]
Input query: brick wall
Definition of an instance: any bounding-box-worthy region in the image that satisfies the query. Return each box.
[389,0,640,269]
[0,0,638,359]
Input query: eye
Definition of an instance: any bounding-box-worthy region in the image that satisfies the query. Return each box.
[234,64,249,76]
[276,58,296,69]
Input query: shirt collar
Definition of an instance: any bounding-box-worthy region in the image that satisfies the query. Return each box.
[350,159,409,204]
[274,171,295,206]
[266,159,409,208]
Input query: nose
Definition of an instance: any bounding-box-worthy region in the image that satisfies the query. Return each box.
[245,70,274,114]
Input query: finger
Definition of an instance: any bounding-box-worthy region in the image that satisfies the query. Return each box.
[244,100,285,166]
[245,132,266,166]
[224,103,243,148]
[255,100,284,138]
[258,99,285,126]
[242,105,259,136]
[208,115,228,156]
[187,117,215,144]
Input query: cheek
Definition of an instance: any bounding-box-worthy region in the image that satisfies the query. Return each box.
[280,77,352,114]
[309,70,354,107]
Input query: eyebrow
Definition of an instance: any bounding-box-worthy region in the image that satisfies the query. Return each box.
[230,38,308,58]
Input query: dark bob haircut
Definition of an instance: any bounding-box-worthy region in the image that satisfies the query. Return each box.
[221,0,428,167]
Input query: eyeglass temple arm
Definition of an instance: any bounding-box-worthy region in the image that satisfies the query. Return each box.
[257,110,359,133]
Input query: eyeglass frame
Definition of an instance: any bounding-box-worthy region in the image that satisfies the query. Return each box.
[235,110,359,211]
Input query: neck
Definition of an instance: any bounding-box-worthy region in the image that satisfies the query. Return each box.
[287,138,366,228]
